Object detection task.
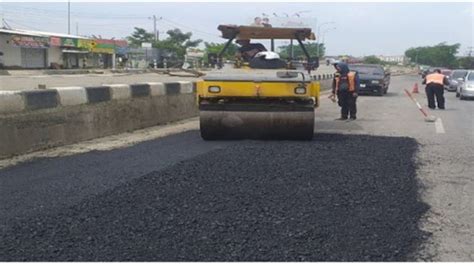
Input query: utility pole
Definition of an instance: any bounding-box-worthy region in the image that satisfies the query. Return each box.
[68,0,71,34]
[153,15,157,41]
[76,22,79,36]
[148,15,162,41]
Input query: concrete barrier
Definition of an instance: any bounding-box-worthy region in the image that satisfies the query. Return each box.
[0,81,197,159]
[55,87,88,106]
[104,84,131,100]
[0,91,25,114]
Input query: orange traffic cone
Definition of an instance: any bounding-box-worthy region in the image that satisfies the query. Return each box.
[412,83,419,93]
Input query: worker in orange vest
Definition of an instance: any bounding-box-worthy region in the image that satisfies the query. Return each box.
[331,62,360,120]
[422,69,449,109]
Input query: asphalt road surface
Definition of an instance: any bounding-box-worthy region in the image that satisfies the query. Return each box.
[0,75,473,261]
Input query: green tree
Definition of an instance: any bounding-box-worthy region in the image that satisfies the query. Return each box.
[457,56,474,69]
[204,42,238,60]
[405,43,460,68]
[126,27,155,48]
[278,43,325,59]
[363,55,383,64]
[154,29,202,59]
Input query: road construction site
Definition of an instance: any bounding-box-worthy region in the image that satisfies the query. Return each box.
[0,74,472,261]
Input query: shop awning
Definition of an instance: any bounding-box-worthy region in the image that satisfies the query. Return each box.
[62,49,89,54]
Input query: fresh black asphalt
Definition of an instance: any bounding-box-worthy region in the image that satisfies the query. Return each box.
[0,132,430,261]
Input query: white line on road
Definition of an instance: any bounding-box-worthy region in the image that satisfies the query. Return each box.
[435,118,445,134]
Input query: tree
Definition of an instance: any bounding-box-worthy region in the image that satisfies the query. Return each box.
[204,42,238,60]
[127,27,155,48]
[278,43,325,59]
[405,43,460,68]
[457,56,474,69]
[363,55,383,64]
[154,29,202,59]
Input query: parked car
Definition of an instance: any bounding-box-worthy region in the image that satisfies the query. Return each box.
[348,64,390,96]
[459,70,474,100]
[448,69,470,95]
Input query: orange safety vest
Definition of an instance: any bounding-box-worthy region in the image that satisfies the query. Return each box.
[335,71,356,93]
[425,73,445,85]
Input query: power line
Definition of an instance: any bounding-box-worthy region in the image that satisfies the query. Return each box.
[2,13,149,27]
[160,18,220,38]
[2,19,42,31]
[1,6,147,20]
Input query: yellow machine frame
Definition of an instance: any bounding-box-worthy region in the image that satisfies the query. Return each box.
[196,25,321,140]
[197,80,321,107]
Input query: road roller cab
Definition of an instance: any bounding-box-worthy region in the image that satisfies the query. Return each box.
[197,25,321,140]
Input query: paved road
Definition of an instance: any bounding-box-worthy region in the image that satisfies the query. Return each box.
[0,75,473,261]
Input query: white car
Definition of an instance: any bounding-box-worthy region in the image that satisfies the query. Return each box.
[459,71,474,100]
[451,69,469,96]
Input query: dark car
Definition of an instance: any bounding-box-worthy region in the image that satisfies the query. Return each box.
[349,64,390,96]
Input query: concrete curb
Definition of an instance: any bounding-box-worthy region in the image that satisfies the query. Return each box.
[54,86,88,106]
[0,91,25,113]
[0,81,198,115]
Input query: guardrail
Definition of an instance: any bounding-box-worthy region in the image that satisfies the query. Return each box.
[0,82,197,159]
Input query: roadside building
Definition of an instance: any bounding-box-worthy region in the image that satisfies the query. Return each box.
[0,28,128,69]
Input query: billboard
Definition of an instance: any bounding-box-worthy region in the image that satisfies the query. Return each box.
[10,35,49,48]
[61,38,78,48]
[50,36,61,47]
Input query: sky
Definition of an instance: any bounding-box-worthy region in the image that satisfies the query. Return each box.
[0,2,472,56]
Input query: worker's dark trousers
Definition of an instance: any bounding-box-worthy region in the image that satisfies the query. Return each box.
[425,84,445,109]
[338,91,357,119]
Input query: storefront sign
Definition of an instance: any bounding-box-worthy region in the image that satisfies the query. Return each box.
[10,35,49,48]
[141,42,152,48]
[76,39,129,54]
[115,46,129,55]
[50,36,61,47]
[91,47,115,54]
[61,38,78,48]
[77,39,96,50]
[91,39,116,54]
[115,40,128,47]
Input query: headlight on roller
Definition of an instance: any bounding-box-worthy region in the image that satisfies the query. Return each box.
[208,86,221,93]
[371,80,380,84]
[294,86,306,94]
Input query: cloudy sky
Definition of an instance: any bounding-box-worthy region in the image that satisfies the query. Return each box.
[1,2,472,56]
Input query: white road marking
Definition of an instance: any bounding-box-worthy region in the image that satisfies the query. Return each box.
[435,118,445,134]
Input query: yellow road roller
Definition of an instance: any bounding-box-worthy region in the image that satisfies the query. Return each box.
[196,25,321,140]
